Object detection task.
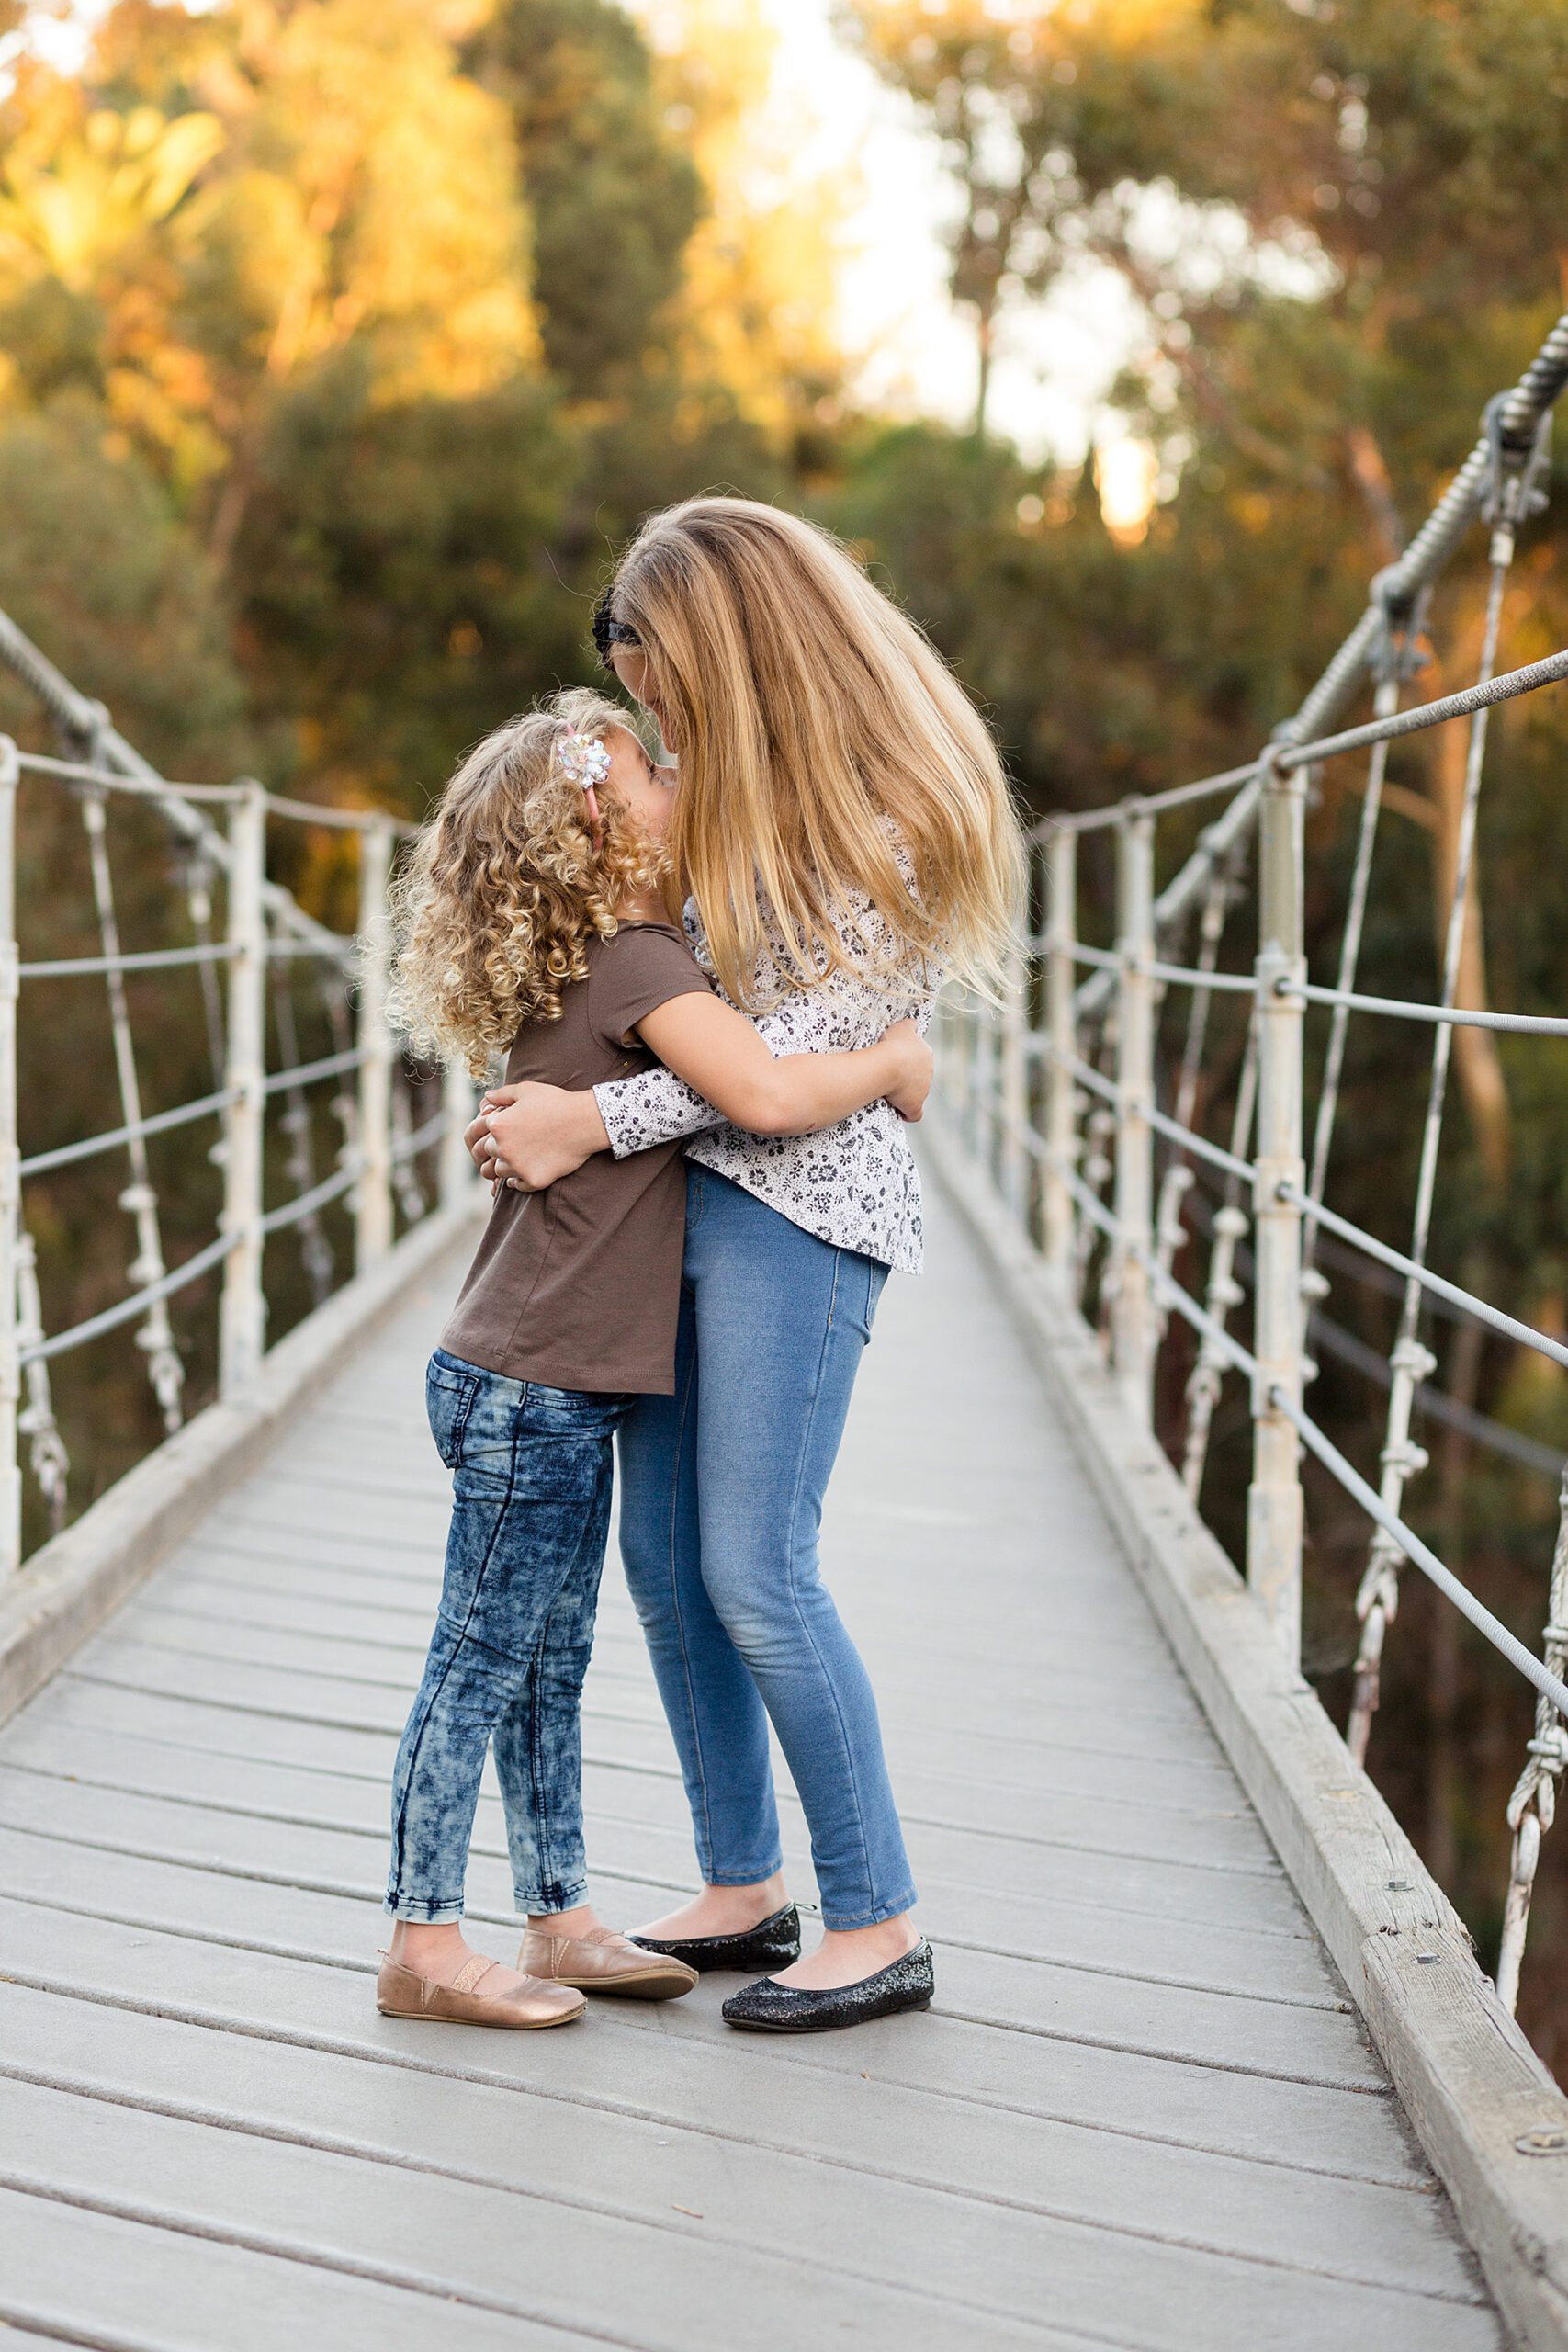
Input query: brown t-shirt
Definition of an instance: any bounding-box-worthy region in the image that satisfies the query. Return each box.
[440,923,713,1395]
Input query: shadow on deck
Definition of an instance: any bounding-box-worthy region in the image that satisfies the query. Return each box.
[0,1178,1502,2349]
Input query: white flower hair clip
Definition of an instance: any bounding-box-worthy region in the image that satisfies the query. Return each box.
[556,728,611,844]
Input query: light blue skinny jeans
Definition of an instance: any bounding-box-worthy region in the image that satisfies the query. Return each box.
[618,1167,918,1931]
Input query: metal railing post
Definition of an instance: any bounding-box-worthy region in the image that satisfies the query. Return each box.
[1043,826,1077,1280]
[219,781,267,1397]
[355,816,395,1269]
[998,863,1029,1223]
[0,739,19,1578]
[1247,754,1307,1668]
[1111,809,1156,1425]
[440,1062,478,1209]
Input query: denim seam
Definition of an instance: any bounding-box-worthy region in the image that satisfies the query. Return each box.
[387,1632,474,1915]
[663,1332,718,1879]
[782,1247,878,1923]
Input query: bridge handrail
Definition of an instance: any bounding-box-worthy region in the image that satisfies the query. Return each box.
[1060,311,1568,1003]
[941,303,1568,2024]
[0,616,479,1588]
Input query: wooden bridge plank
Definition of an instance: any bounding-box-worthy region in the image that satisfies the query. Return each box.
[78,1609,1227,1751]
[0,1932,1416,2183]
[0,1982,1491,2312]
[4,2075,1068,2352]
[0,1706,1289,1879]
[0,1769,1349,1999]
[0,1185,1505,2347]
[0,1846,1388,2090]
[0,2185,622,2352]
[27,1660,1263,1838]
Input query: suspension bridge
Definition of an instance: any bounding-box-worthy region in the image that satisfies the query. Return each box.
[1,317,1567,2349]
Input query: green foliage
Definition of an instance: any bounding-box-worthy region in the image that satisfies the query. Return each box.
[236,356,581,808]
[469,0,704,394]
[0,395,249,775]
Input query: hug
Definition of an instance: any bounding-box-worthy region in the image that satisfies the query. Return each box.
[374,495,1021,2037]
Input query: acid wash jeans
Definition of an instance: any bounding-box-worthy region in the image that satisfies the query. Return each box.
[618,1167,918,1932]
[385,1351,630,1924]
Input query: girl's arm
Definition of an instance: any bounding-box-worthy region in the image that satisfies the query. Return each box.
[591,984,823,1161]
[474,1005,931,1193]
[635,995,929,1135]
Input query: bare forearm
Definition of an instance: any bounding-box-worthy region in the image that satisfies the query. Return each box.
[734,1042,901,1136]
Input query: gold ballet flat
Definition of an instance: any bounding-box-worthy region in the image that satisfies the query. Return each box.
[518,1924,699,2001]
[376,1950,585,2028]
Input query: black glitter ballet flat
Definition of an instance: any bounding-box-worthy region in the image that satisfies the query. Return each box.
[720,1938,934,2032]
[626,1902,802,1975]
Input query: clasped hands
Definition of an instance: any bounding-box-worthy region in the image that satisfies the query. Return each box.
[467,1082,610,1194]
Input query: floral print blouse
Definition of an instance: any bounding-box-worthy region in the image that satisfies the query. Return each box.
[592,885,935,1275]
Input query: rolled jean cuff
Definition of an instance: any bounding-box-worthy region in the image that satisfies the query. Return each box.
[385,1893,466,1923]
[513,1876,590,1915]
[818,1890,919,1933]
[702,1859,784,1889]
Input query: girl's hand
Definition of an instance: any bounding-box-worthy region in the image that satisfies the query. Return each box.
[479,1082,612,1192]
[881,1018,933,1123]
[468,1089,516,1186]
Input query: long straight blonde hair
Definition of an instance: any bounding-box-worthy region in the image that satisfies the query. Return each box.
[604,497,1023,1009]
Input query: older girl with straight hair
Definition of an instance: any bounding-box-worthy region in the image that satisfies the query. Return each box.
[477,497,1022,2031]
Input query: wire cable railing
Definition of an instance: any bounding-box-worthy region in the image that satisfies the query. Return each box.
[0,614,480,1575]
[937,304,1568,2024]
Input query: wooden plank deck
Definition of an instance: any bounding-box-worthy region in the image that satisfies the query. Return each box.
[0,1180,1503,2350]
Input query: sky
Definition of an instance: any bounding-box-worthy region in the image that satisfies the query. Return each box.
[16,0,1146,476]
[752,0,1143,466]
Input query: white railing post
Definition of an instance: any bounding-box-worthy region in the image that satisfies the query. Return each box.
[1247,753,1307,1668]
[998,862,1029,1222]
[0,739,19,1578]
[355,816,395,1269]
[219,780,267,1397]
[1043,826,1077,1280]
[1111,808,1156,1425]
[440,1061,478,1209]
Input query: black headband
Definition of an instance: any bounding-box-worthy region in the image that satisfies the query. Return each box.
[592,591,642,665]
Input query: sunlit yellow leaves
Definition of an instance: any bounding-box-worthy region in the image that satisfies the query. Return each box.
[208,0,538,400]
[0,79,222,296]
[634,0,848,432]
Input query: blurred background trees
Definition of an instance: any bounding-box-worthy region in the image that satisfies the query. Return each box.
[2,0,1567,2058]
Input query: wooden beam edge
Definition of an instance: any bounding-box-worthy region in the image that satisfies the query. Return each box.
[920,1116,1568,2351]
[0,1198,484,1732]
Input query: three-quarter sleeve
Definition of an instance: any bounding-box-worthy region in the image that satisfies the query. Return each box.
[592,981,829,1159]
[593,1063,728,1159]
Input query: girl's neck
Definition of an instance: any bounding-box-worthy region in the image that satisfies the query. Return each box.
[615,884,669,927]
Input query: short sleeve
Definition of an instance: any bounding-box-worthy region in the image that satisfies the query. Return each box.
[590,924,713,1052]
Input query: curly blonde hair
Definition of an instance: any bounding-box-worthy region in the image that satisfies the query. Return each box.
[389,688,664,1078]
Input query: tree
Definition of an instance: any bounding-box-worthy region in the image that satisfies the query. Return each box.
[468,0,702,395]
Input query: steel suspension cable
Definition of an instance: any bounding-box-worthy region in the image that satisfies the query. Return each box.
[77,781,185,1436]
[1301,669,1402,1285]
[1180,1018,1258,1505]
[1345,547,1514,1765]
[1069,309,1568,1021]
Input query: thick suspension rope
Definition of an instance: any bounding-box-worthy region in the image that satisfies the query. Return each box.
[1345,411,1550,1764]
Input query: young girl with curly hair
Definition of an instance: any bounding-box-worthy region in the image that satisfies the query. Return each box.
[377,687,932,2030]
